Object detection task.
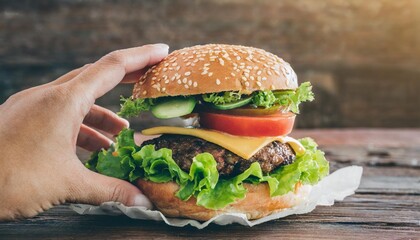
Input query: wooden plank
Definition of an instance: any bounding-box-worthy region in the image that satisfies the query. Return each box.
[0,205,418,240]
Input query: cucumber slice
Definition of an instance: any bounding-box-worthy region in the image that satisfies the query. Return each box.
[211,96,252,110]
[151,97,196,119]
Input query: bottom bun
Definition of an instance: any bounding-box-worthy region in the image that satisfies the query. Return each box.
[136,179,311,221]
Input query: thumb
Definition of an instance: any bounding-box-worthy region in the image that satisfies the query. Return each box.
[74,169,153,209]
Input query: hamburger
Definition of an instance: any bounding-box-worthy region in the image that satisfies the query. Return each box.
[86,44,329,221]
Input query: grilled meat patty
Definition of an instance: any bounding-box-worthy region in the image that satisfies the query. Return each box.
[141,134,296,177]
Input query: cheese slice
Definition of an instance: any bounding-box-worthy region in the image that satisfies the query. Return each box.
[141,126,305,160]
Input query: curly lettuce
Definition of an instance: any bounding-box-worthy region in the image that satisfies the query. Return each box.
[118,97,155,118]
[252,82,315,113]
[86,128,329,210]
[202,91,242,105]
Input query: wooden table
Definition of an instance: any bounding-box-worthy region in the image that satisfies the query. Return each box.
[1,129,419,239]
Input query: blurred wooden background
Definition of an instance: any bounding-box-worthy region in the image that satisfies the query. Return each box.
[1,0,419,128]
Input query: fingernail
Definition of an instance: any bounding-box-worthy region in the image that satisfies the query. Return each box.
[154,43,169,50]
[121,118,130,128]
[133,194,153,209]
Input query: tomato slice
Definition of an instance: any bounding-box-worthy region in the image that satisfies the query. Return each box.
[212,105,289,116]
[199,112,295,137]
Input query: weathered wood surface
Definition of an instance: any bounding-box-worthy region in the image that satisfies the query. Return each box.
[1,0,420,128]
[1,129,419,239]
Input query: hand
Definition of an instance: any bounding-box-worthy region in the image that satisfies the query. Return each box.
[0,44,169,220]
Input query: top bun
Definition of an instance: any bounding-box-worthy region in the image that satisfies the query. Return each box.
[133,44,298,99]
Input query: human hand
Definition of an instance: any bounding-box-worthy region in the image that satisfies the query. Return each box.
[0,44,169,220]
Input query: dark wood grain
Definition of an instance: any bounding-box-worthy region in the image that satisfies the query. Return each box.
[1,0,420,128]
[1,129,419,239]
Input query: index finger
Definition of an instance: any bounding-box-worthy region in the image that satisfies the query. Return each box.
[68,44,169,101]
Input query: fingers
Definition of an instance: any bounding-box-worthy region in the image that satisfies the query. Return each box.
[73,169,152,208]
[83,104,129,136]
[77,125,113,151]
[120,68,150,83]
[68,44,169,101]
[49,64,91,86]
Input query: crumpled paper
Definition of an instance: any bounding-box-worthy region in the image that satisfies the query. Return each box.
[71,166,363,229]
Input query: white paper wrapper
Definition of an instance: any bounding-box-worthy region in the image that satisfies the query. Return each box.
[71,166,363,229]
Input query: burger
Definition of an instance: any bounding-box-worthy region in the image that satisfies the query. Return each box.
[86,44,329,221]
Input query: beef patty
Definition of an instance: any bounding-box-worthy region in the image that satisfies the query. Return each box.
[141,134,296,177]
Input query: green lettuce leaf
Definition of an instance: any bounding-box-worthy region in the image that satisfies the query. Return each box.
[268,137,329,195]
[202,91,242,105]
[86,129,329,210]
[251,91,277,108]
[252,82,314,113]
[288,82,315,114]
[117,97,155,118]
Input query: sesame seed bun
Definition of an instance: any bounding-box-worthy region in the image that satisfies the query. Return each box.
[133,44,298,99]
[136,179,310,221]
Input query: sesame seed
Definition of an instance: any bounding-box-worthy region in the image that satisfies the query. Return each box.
[162,87,166,91]
[268,70,272,75]
[201,71,208,75]
[165,80,170,84]
[245,82,250,87]
[172,62,178,67]
[185,71,191,76]
[208,72,213,77]
[188,80,192,86]
[241,76,247,81]
[193,82,198,87]
[231,73,236,77]
[177,79,182,84]
[216,79,221,85]
[182,78,187,83]
[176,66,181,71]
[257,70,262,75]
[184,84,189,89]
[262,77,267,81]
[219,58,225,66]
[163,67,167,72]
[256,82,262,87]
[142,90,147,95]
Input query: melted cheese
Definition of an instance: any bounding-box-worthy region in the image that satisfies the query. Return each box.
[141,126,305,160]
